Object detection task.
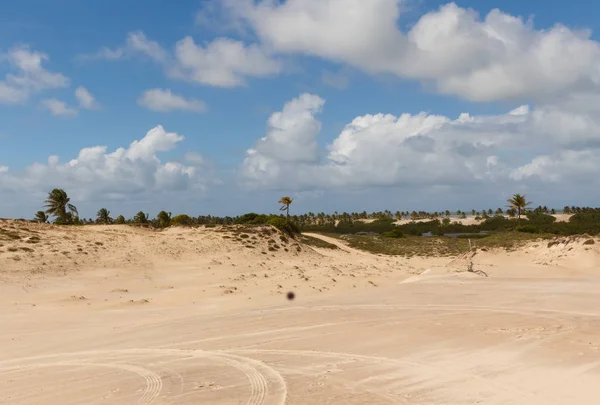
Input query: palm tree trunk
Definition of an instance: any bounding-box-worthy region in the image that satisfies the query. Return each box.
[286,205,290,221]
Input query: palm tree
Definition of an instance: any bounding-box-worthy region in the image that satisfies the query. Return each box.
[34,211,48,223]
[44,188,78,224]
[96,208,113,224]
[278,196,294,221]
[156,211,172,228]
[134,211,149,224]
[114,215,126,224]
[507,193,532,223]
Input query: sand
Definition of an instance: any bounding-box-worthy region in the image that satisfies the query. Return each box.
[1,219,600,404]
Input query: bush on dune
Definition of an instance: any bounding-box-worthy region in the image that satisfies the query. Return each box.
[171,214,194,226]
[381,229,404,238]
[267,217,300,236]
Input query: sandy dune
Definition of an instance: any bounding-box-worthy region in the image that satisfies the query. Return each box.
[1,220,600,404]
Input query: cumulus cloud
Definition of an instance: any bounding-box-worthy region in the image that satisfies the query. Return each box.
[241,93,325,187]
[207,0,600,102]
[240,93,600,191]
[137,88,207,113]
[0,126,209,201]
[80,31,281,88]
[169,36,282,87]
[0,45,69,104]
[40,98,78,116]
[75,86,100,110]
[510,149,600,183]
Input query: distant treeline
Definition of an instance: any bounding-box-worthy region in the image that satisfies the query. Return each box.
[299,212,600,237]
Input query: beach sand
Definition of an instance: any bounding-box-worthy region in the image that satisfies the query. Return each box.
[1,220,599,404]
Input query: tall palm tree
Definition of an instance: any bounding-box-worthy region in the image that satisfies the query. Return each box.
[96,208,113,224]
[278,196,294,221]
[44,188,78,224]
[34,211,48,223]
[507,193,532,223]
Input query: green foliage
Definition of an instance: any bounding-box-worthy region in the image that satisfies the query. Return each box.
[156,211,172,228]
[114,215,126,224]
[34,211,48,223]
[515,225,540,234]
[134,211,149,224]
[44,189,78,224]
[96,208,113,224]
[570,212,600,223]
[525,212,556,225]
[267,216,300,236]
[171,214,194,226]
[381,229,404,238]
[234,213,261,224]
[234,213,271,225]
[299,235,339,249]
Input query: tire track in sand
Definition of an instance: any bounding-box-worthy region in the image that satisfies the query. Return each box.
[0,348,286,405]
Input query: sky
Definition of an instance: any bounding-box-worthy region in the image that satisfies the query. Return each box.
[1,0,600,219]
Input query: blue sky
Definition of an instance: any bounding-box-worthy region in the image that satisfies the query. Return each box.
[1,0,600,219]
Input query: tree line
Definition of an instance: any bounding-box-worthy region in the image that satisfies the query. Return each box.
[32,189,599,233]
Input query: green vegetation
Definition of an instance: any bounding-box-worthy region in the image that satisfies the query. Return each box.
[344,232,554,257]
[43,189,78,225]
[96,208,113,224]
[34,211,48,223]
[301,210,600,237]
[299,235,339,249]
[507,193,532,223]
[171,214,194,226]
[22,190,600,243]
[156,211,172,228]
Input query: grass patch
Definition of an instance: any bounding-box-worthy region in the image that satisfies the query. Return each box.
[299,235,339,250]
[340,232,553,256]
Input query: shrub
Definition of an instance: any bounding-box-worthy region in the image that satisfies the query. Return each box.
[526,212,556,225]
[171,214,194,226]
[267,217,300,236]
[515,225,540,234]
[381,229,404,238]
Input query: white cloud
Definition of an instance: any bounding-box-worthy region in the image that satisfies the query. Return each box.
[212,0,600,102]
[0,126,209,201]
[81,31,281,88]
[137,88,207,113]
[0,45,69,104]
[77,31,167,63]
[40,98,78,116]
[241,93,324,187]
[184,151,206,166]
[510,149,600,183]
[170,36,282,87]
[0,165,8,173]
[126,31,168,63]
[240,93,600,190]
[75,86,100,110]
